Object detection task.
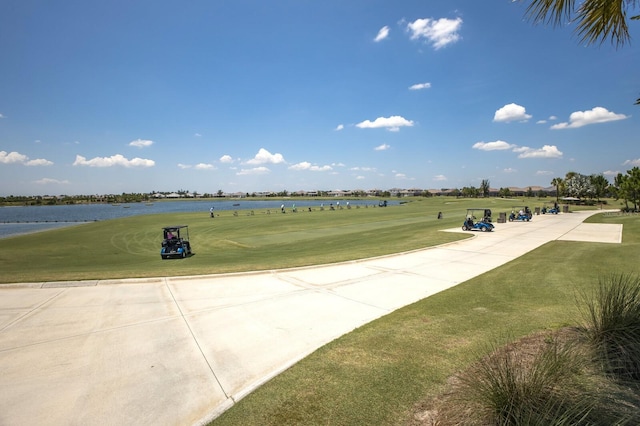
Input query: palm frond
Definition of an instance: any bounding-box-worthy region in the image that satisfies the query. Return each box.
[525,0,577,26]
[576,0,631,47]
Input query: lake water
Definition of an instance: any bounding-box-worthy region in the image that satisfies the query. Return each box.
[0,199,391,239]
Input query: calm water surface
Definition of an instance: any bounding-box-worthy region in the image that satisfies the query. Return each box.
[0,199,389,239]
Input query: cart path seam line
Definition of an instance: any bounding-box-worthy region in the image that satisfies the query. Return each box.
[163,277,231,400]
[0,289,66,333]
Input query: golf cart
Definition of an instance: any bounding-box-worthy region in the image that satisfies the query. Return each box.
[509,206,532,222]
[462,209,494,232]
[541,203,560,214]
[160,225,192,259]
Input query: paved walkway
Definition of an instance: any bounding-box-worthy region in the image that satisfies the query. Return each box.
[0,210,621,425]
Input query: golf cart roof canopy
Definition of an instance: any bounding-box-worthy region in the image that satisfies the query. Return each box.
[162,225,188,231]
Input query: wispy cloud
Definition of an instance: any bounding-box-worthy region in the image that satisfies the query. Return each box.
[236,166,270,175]
[73,154,155,168]
[513,145,563,159]
[623,158,640,167]
[35,178,69,185]
[405,17,463,49]
[374,25,390,42]
[433,174,447,181]
[335,124,344,131]
[493,103,532,123]
[473,141,562,159]
[289,162,332,172]
[129,139,154,148]
[409,82,431,90]
[356,115,414,132]
[472,140,515,151]
[374,144,390,151]
[551,107,628,129]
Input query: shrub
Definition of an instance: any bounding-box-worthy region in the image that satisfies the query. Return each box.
[580,273,640,381]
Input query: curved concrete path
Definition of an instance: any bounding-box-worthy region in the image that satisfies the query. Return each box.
[0,210,621,425]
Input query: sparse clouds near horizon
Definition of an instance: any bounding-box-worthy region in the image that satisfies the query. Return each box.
[551,107,628,129]
[0,1,636,196]
[514,145,563,159]
[73,154,155,168]
[289,162,332,172]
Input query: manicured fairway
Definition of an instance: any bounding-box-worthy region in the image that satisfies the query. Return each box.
[210,211,640,426]
[1,197,522,284]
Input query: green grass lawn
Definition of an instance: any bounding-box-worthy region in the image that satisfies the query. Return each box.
[1,196,629,424]
[1,197,531,283]
[210,209,639,425]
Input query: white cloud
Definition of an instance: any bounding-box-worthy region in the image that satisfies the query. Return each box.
[289,162,332,172]
[433,174,447,181]
[356,175,365,180]
[0,113,5,119]
[503,168,517,173]
[129,139,154,148]
[472,140,516,151]
[493,103,532,123]
[237,166,270,175]
[350,166,376,172]
[603,170,620,176]
[246,148,285,165]
[536,170,554,175]
[514,145,563,159]
[551,107,629,129]
[536,120,547,124]
[73,154,155,168]
[0,151,29,164]
[35,178,69,185]
[409,82,431,90]
[219,155,233,163]
[406,17,463,49]
[194,133,202,137]
[195,163,214,170]
[335,124,344,131]
[374,25,390,42]
[374,143,390,151]
[25,158,53,166]
[623,158,640,166]
[356,115,414,132]
[0,150,52,166]
[177,163,191,169]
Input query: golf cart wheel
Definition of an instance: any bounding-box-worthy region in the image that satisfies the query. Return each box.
[481,226,487,232]
[462,225,468,231]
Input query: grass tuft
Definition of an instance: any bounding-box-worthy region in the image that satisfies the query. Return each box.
[580,273,640,381]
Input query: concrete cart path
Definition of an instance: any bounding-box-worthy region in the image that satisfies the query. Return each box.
[0,210,621,425]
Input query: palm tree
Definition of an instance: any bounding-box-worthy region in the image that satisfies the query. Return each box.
[524,0,639,103]
[551,177,563,203]
[480,179,490,198]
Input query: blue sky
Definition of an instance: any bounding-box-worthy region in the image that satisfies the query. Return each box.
[1,0,638,196]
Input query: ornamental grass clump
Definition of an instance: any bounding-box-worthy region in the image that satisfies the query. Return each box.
[580,273,640,381]
[444,333,595,426]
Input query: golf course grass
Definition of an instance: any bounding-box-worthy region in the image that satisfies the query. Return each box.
[209,207,639,425]
[1,197,524,284]
[2,197,631,424]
